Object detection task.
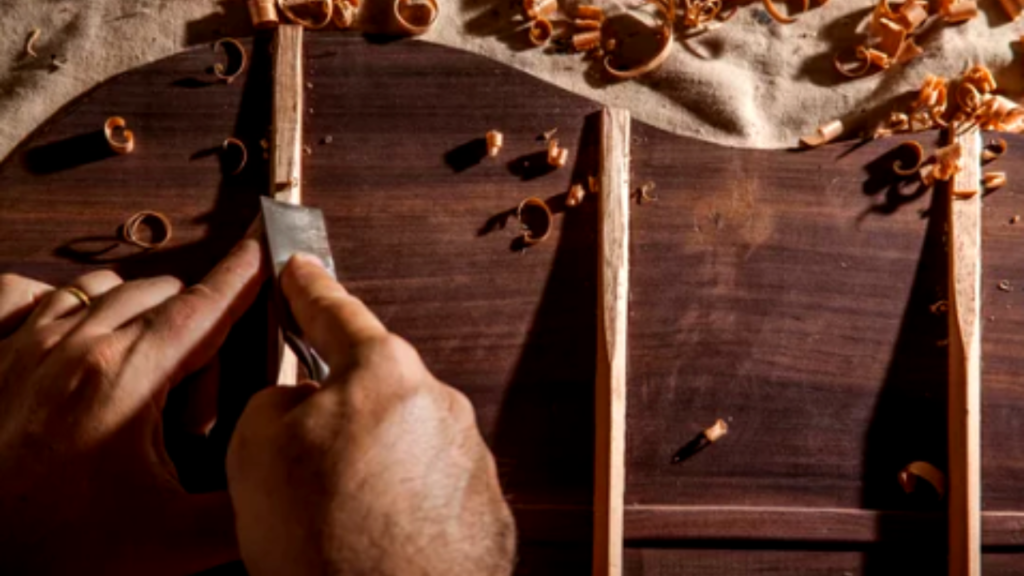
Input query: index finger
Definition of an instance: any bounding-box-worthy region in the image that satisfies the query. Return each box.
[124,237,267,396]
[0,274,53,338]
[280,253,387,372]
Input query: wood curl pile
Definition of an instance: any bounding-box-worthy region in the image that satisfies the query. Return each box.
[251,0,436,34]
[869,64,1015,192]
[833,0,976,79]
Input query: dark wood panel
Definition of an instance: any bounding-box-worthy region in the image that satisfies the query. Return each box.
[628,125,1024,513]
[3,31,1024,575]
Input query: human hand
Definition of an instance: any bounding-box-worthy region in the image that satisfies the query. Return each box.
[226,254,516,576]
[0,238,265,575]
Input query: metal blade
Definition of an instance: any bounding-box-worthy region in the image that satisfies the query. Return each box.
[260,196,337,279]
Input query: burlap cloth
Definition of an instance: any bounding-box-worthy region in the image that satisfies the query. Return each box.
[0,0,1018,162]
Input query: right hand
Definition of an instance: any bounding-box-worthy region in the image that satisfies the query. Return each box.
[226,254,516,576]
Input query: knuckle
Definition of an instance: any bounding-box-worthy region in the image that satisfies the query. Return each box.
[444,387,478,426]
[0,273,25,293]
[79,338,122,380]
[89,269,123,285]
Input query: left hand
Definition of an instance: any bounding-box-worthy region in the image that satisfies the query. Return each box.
[0,237,265,576]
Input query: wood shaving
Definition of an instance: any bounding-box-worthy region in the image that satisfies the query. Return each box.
[835,0,935,80]
[763,0,797,23]
[930,300,949,314]
[222,138,248,175]
[799,119,843,147]
[575,19,602,31]
[529,18,554,46]
[573,30,602,52]
[542,128,558,141]
[247,0,279,28]
[332,0,360,28]
[898,461,946,499]
[604,0,674,79]
[547,138,570,167]
[104,117,135,155]
[997,0,1024,20]
[998,279,1013,292]
[566,183,586,207]
[212,38,247,84]
[637,181,657,203]
[517,197,553,245]
[122,211,172,250]
[393,0,438,34]
[524,0,557,19]
[982,138,1008,162]
[941,0,978,22]
[1011,215,1021,224]
[576,4,605,20]
[984,171,1007,191]
[892,140,925,176]
[486,130,503,157]
[24,28,41,59]
[277,0,334,28]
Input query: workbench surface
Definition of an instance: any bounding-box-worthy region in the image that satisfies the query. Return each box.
[3,34,1024,575]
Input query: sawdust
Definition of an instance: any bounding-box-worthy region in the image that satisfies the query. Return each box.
[0,0,1021,162]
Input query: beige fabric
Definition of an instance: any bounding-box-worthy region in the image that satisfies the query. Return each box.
[0,0,1018,162]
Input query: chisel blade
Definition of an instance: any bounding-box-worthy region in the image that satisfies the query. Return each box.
[260,196,336,279]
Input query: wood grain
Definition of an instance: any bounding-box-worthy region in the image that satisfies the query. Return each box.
[594,107,630,576]
[948,125,983,576]
[3,35,1024,575]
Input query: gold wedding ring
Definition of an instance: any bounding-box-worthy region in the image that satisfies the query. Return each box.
[61,286,92,308]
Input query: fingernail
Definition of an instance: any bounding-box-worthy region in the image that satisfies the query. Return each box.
[291,252,326,270]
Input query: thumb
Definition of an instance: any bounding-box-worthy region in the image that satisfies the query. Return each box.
[280,253,388,373]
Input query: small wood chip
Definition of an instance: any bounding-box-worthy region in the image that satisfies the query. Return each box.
[998,280,1013,292]
[24,28,41,59]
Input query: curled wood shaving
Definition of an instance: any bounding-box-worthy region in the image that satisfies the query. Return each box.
[683,0,725,27]
[566,184,586,207]
[524,0,557,19]
[930,300,949,314]
[941,0,978,22]
[603,2,674,80]
[222,138,248,175]
[212,38,247,84]
[393,0,438,34]
[24,28,41,59]
[976,95,1024,132]
[576,4,605,20]
[999,279,1013,291]
[799,119,843,148]
[517,197,553,245]
[332,0,361,28]
[898,461,946,499]
[932,142,962,182]
[983,138,1008,162]
[834,47,877,78]
[1000,0,1024,20]
[277,0,334,28]
[122,211,172,250]
[547,138,570,168]
[892,140,925,176]
[575,18,602,30]
[763,0,797,23]
[486,130,503,157]
[638,181,657,203]
[529,18,554,45]
[984,171,1007,191]
[104,117,135,155]
[573,30,602,52]
[247,0,280,28]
